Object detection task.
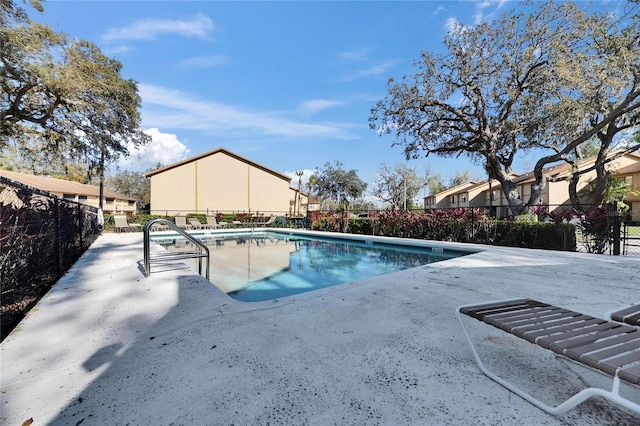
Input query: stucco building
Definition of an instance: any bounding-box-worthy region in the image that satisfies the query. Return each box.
[424,152,640,220]
[145,148,308,217]
[613,161,640,221]
[0,169,136,213]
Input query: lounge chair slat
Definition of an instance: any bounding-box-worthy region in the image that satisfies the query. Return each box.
[620,365,640,385]
[486,308,574,329]
[531,321,617,348]
[460,299,537,318]
[624,312,640,326]
[594,349,640,376]
[564,330,640,360]
[498,316,597,342]
[611,304,640,321]
[604,346,640,368]
[610,303,640,326]
[574,340,640,372]
[549,326,636,354]
[582,338,640,363]
[481,304,559,318]
[485,309,573,332]
[507,314,595,338]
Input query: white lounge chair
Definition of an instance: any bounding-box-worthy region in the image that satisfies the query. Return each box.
[114,215,141,232]
[256,215,277,227]
[189,218,209,229]
[206,215,227,229]
[174,215,190,229]
[456,298,640,415]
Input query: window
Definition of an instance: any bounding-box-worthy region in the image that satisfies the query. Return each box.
[78,195,88,202]
[63,194,75,201]
[106,198,114,204]
[490,192,496,202]
[462,195,467,202]
[450,195,455,203]
[128,200,135,206]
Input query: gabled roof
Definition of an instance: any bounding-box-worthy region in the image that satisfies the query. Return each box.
[612,161,640,176]
[0,169,134,201]
[511,151,640,185]
[451,176,516,195]
[145,147,292,182]
[425,181,477,198]
[510,161,574,185]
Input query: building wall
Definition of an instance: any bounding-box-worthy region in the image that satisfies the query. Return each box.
[622,172,640,221]
[150,163,197,215]
[76,195,136,213]
[149,150,298,216]
[0,170,136,214]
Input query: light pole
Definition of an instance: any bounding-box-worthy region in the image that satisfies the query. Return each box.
[403,178,407,210]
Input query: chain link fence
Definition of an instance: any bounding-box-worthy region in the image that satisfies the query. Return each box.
[623,221,640,255]
[1,177,101,341]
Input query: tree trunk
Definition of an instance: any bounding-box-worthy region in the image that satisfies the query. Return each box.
[568,171,581,207]
[592,164,609,206]
[487,156,526,216]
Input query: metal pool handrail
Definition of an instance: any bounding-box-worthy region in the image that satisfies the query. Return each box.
[143,218,210,280]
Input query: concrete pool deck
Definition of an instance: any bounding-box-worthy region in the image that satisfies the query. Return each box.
[1,231,639,425]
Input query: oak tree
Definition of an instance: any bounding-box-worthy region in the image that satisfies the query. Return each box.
[370,1,639,213]
[373,162,426,209]
[1,0,150,199]
[311,161,367,210]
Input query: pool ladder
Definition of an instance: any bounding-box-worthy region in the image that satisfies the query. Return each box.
[143,218,210,280]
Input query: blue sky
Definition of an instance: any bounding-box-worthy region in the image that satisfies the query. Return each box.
[33,1,596,196]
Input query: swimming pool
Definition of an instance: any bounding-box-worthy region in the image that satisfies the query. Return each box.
[153,231,471,302]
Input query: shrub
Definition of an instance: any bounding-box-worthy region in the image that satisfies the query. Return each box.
[308,209,576,251]
[488,221,576,251]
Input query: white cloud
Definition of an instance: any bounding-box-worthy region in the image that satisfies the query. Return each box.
[444,0,509,31]
[338,48,374,61]
[180,54,230,69]
[139,83,358,140]
[300,99,343,114]
[102,14,214,43]
[430,6,446,17]
[474,0,509,25]
[117,128,190,171]
[335,60,397,82]
[445,17,465,34]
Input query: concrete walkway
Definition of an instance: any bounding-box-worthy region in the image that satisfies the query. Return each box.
[1,231,639,425]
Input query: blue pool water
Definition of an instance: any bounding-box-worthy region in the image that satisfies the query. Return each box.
[155,232,469,302]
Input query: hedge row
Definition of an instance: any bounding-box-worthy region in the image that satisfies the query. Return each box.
[106,210,577,252]
[311,210,577,251]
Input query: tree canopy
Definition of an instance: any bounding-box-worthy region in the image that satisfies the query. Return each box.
[373,162,426,209]
[370,1,640,212]
[106,169,151,210]
[1,0,149,179]
[311,161,367,210]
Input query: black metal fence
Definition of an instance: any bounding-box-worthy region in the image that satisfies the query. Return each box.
[144,204,639,255]
[308,203,638,256]
[623,221,640,255]
[1,177,101,341]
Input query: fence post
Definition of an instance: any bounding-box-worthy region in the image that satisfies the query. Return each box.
[612,201,621,256]
[55,198,62,278]
[78,205,83,249]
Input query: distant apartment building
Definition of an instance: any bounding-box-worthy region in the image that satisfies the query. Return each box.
[612,161,640,221]
[423,152,640,220]
[145,147,309,216]
[0,169,136,213]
